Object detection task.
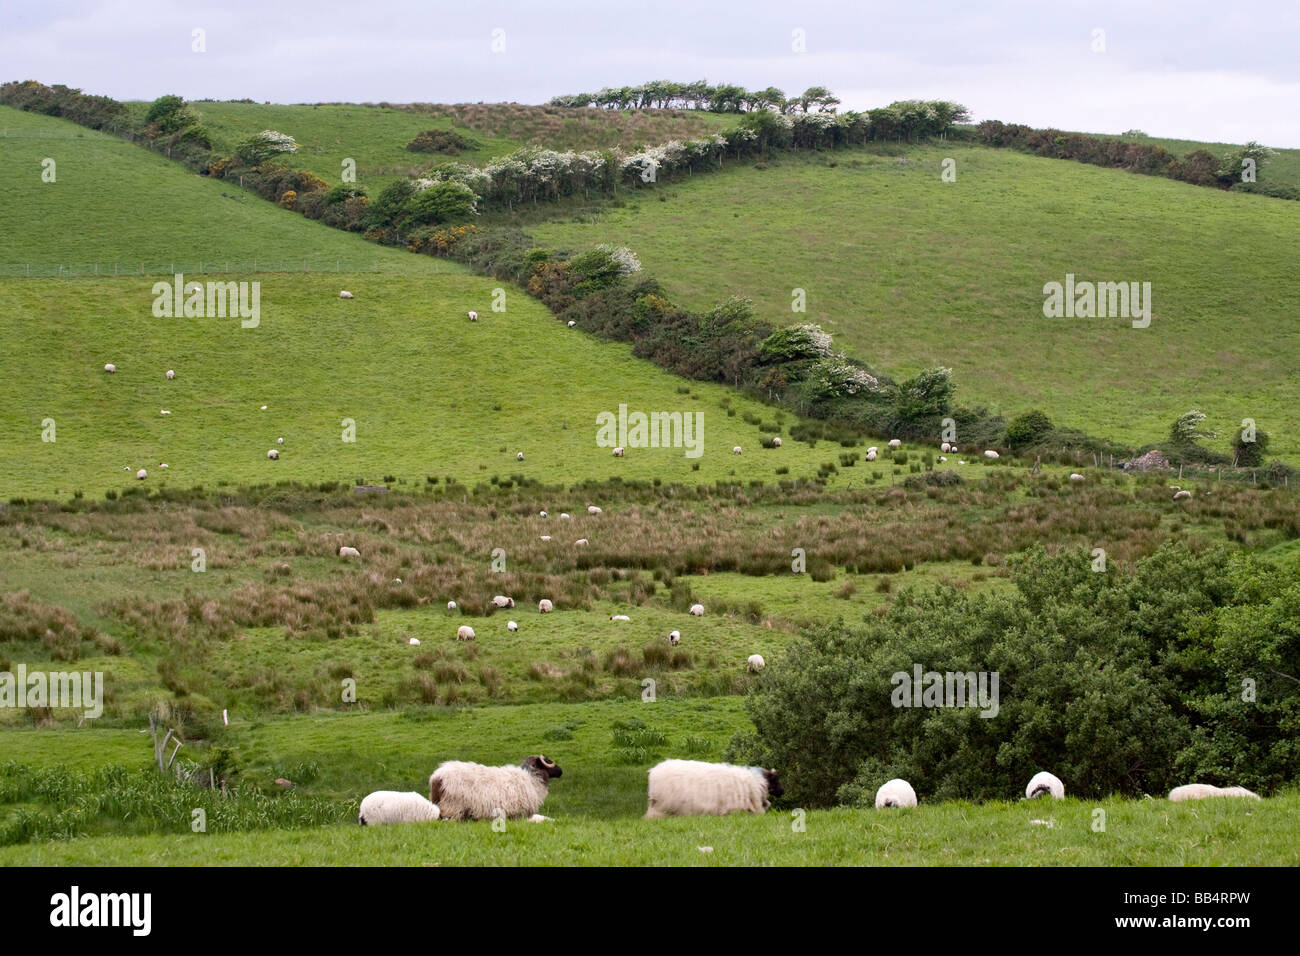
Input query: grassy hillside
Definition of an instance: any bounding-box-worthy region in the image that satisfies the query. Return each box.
[530,145,1300,462]
[1096,132,1300,194]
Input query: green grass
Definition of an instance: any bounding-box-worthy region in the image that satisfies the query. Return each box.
[530,145,1300,462]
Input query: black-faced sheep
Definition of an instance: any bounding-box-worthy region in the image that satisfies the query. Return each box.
[644,759,782,818]
[429,755,562,821]
[1025,771,1065,800]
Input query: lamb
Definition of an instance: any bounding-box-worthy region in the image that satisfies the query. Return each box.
[491,595,515,609]
[644,760,782,818]
[567,320,576,328]
[612,447,624,457]
[267,449,279,460]
[507,620,518,632]
[772,437,782,447]
[689,603,704,616]
[560,512,571,519]
[668,630,681,646]
[517,452,524,461]
[587,505,602,515]
[938,456,947,462]
[339,290,354,299]
[1070,473,1085,481]
[457,625,476,641]
[104,363,116,373]
[339,546,360,558]
[136,468,147,480]
[1168,784,1260,802]
[610,614,631,622]
[1174,490,1192,500]
[1025,771,1065,800]
[538,599,554,613]
[732,446,743,455]
[984,450,1000,459]
[747,654,765,672]
[447,600,457,611]
[357,790,439,825]
[166,369,175,380]
[888,439,901,449]
[467,310,478,321]
[941,442,951,452]
[874,778,917,808]
[429,755,562,821]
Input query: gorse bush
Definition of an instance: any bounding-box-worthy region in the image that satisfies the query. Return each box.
[726,544,1300,806]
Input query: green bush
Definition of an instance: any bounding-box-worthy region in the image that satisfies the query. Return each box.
[1004,409,1054,448]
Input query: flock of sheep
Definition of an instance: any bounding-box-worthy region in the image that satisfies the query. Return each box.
[873,771,1261,809]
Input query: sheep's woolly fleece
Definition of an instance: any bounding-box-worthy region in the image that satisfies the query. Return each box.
[429,756,562,821]
[644,759,782,818]
[358,791,441,825]
[1025,771,1065,800]
[1168,784,1260,802]
[875,778,918,808]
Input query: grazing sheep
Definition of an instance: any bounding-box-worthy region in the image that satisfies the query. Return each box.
[260,405,267,410]
[540,535,552,542]
[567,320,576,328]
[538,599,554,613]
[747,654,765,672]
[408,638,421,646]
[644,760,782,818]
[429,755,562,821]
[267,449,279,460]
[159,409,170,415]
[612,447,624,457]
[339,546,361,558]
[867,446,879,455]
[941,442,951,452]
[1168,784,1260,802]
[875,778,918,808]
[491,595,515,609]
[539,510,547,518]
[1174,490,1192,500]
[1070,473,1084,481]
[457,625,476,641]
[516,452,524,461]
[447,600,457,611]
[610,614,631,622]
[560,512,571,519]
[277,437,284,445]
[467,310,478,321]
[984,450,1000,459]
[507,620,518,632]
[888,439,901,449]
[958,460,966,466]
[865,450,877,461]
[732,446,743,455]
[160,463,168,469]
[772,437,782,447]
[1025,771,1065,800]
[587,505,602,514]
[339,291,354,299]
[166,369,175,380]
[357,791,439,825]
[104,363,116,373]
[668,630,681,646]
[938,456,947,463]
[575,538,589,546]
[689,603,704,616]
[136,468,147,480]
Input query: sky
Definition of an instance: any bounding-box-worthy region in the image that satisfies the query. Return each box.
[4,0,1297,146]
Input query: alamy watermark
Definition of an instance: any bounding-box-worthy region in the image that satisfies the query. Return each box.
[890,664,999,718]
[152,273,260,328]
[1,664,103,719]
[596,403,703,458]
[1042,274,1151,328]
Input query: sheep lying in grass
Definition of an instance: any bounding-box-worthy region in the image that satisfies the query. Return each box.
[560,512,571,519]
[575,538,589,547]
[610,614,631,622]
[457,625,475,641]
[267,449,279,460]
[1174,490,1192,500]
[408,638,420,646]
[491,595,515,609]
[587,505,602,514]
[540,535,552,542]
[875,778,917,808]
[612,447,624,457]
[689,603,705,616]
[358,791,439,825]
[1070,473,1084,481]
[1168,784,1260,802]
[429,755,562,821]
[668,630,681,646]
[339,546,360,559]
[339,290,354,299]
[747,654,765,672]
[1025,771,1065,800]
[984,450,1000,459]
[644,760,782,818]
[538,599,553,613]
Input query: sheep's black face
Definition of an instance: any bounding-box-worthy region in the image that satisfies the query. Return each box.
[763,769,783,798]
[526,755,563,779]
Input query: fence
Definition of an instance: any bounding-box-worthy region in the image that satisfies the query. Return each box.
[0,261,385,278]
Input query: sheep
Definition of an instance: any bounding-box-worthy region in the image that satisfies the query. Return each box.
[160,463,168,469]
[539,535,552,542]
[357,791,439,825]
[339,546,360,558]
[429,755,562,821]
[267,449,279,460]
[516,452,524,461]
[408,638,421,646]
[941,442,951,452]
[260,405,267,410]
[772,437,782,447]
[160,409,171,415]
[612,447,624,457]
[867,446,879,455]
[456,625,475,641]
[104,363,116,373]
[689,603,704,616]
[136,468,147,480]
[507,620,518,632]
[539,510,547,518]
[984,450,1000,459]
[277,437,284,445]
[447,600,458,611]
[467,310,478,321]
[1174,490,1192,500]
[339,290,354,300]
[747,654,765,672]
[950,446,959,453]
[865,450,877,461]
[875,778,917,808]
[1070,473,1085,481]
[166,369,175,380]
[567,320,576,328]
[1025,771,1065,800]
[560,512,571,519]
[938,456,947,463]
[538,599,554,613]
[668,630,681,646]
[610,614,631,622]
[491,595,515,609]
[575,538,589,546]
[888,439,901,449]
[1168,784,1260,802]
[732,446,743,455]
[644,760,782,818]
[588,505,602,515]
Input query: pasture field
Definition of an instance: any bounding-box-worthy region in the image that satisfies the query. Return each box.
[530,146,1300,462]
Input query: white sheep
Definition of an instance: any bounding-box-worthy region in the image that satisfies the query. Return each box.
[732,445,743,455]
[447,600,457,611]
[575,538,589,546]
[772,437,782,447]
[339,546,360,559]
[610,614,631,622]
[491,595,515,609]
[867,446,878,455]
[588,505,602,515]
[104,363,116,373]
[517,452,524,461]
[644,760,783,818]
[875,778,917,808]
[1025,771,1065,800]
[689,603,704,616]
[540,535,552,542]
[136,468,147,480]
[567,320,576,328]
[1070,473,1084,481]
[467,310,478,321]
[339,290,354,299]
[984,450,1000,459]
[277,437,284,445]
[507,620,518,632]
[941,442,951,452]
[1174,490,1192,500]
[1168,784,1260,802]
[408,638,421,646]
[429,755,562,821]
[937,456,947,463]
[267,449,279,460]
[612,447,624,457]
[539,511,547,518]
[865,450,877,461]
[457,625,475,641]
[538,599,554,613]
[166,369,175,380]
[747,654,765,672]
[668,630,681,646]
[560,513,571,520]
[160,409,171,415]
[160,463,168,469]
[357,791,439,825]
[888,439,901,449]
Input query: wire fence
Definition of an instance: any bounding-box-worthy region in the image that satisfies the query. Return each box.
[0,261,386,278]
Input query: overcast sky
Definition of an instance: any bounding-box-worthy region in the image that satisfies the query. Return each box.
[5,0,1297,146]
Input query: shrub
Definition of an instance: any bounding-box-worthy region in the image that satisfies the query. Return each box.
[405,128,478,153]
[1004,409,1054,448]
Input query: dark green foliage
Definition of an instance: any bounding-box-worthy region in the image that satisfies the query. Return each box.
[405,128,478,153]
[1004,409,1054,449]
